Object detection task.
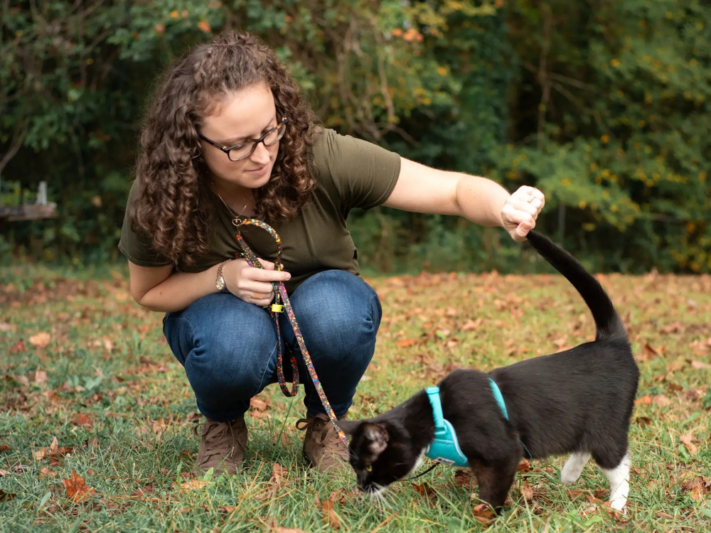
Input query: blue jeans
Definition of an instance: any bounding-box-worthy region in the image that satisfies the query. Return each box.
[164,270,382,421]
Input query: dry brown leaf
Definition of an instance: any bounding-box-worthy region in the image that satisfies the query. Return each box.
[180,479,210,491]
[29,332,51,348]
[271,463,287,485]
[0,469,11,477]
[635,394,670,406]
[635,416,652,427]
[683,476,710,500]
[520,480,534,500]
[34,368,47,384]
[690,360,711,370]
[71,413,94,428]
[461,318,483,331]
[472,503,495,525]
[396,338,418,348]
[454,468,474,487]
[643,343,659,360]
[0,489,17,502]
[680,434,698,455]
[272,529,307,533]
[250,398,268,411]
[0,443,10,452]
[322,499,340,529]
[62,469,95,502]
[517,459,531,472]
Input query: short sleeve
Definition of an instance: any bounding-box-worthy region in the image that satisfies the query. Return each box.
[313,129,401,211]
[117,180,173,267]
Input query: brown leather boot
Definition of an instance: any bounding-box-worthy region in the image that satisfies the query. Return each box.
[193,416,247,475]
[296,413,349,473]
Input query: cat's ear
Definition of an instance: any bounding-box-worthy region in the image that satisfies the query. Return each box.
[336,420,361,435]
[362,423,389,456]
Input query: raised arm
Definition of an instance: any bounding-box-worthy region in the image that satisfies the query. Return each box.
[382,157,545,242]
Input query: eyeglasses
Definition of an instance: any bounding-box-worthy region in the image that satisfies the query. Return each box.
[198,117,288,162]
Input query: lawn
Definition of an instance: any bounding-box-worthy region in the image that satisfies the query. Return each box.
[1,264,710,532]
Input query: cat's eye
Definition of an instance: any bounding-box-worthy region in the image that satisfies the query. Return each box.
[365,465,372,473]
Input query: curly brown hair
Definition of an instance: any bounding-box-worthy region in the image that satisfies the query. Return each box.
[132,31,317,265]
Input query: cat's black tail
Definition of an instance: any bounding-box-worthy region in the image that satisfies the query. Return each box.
[526,231,627,342]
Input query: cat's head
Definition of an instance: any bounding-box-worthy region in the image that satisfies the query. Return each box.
[338,420,424,493]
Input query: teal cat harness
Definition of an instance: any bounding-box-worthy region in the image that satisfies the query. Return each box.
[424,379,509,467]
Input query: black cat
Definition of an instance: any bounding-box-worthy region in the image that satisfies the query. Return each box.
[338,231,639,513]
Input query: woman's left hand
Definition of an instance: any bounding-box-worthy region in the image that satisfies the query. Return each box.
[501,185,545,242]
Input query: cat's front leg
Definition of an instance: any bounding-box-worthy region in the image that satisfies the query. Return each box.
[470,454,520,513]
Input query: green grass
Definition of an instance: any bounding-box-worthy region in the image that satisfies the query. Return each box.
[1,264,711,532]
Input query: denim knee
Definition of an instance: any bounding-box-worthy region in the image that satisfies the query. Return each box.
[164,293,278,421]
[284,270,382,417]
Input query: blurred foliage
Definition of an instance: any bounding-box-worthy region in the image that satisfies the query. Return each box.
[0,0,709,273]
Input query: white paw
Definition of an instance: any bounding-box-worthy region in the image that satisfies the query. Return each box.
[609,497,627,511]
[560,469,580,485]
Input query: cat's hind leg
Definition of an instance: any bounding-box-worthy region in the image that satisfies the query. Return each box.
[560,452,591,484]
[600,453,630,511]
[593,450,631,511]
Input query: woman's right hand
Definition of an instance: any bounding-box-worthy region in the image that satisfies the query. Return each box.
[223,258,291,307]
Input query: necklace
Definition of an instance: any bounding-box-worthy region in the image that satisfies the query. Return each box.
[215,190,251,225]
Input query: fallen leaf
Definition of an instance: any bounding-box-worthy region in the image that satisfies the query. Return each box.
[594,488,609,499]
[472,503,495,525]
[29,332,51,348]
[71,413,94,428]
[272,529,307,533]
[0,322,15,332]
[411,482,438,506]
[40,467,56,478]
[62,469,95,502]
[519,480,534,500]
[9,340,26,353]
[680,434,698,455]
[517,459,531,472]
[643,343,659,360]
[682,476,710,500]
[454,468,474,487]
[635,394,670,406]
[271,463,287,485]
[0,469,11,476]
[219,505,238,513]
[0,489,17,502]
[322,499,340,529]
[250,398,267,411]
[690,360,711,370]
[635,416,652,427]
[180,479,210,491]
[197,20,211,33]
[0,443,10,452]
[396,339,418,348]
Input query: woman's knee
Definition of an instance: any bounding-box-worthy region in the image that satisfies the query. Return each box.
[290,271,381,338]
[166,293,277,395]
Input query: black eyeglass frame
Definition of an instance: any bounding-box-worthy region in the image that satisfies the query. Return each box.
[198,117,288,162]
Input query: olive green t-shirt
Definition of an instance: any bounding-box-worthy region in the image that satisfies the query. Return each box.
[118,128,401,293]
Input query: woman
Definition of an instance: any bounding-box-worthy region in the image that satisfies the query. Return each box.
[119,31,544,476]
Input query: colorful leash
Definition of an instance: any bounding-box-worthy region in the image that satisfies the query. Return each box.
[231,217,349,448]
